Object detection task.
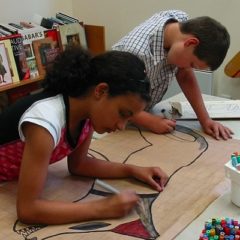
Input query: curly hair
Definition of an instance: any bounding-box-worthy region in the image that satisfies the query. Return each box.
[42,46,151,102]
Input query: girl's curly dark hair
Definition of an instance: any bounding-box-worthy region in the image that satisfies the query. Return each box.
[42,46,151,102]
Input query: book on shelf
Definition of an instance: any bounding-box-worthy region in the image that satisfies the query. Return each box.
[40,18,57,29]
[32,14,61,29]
[0,23,18,35]
[43,28,61,61]
[0,26,12,37]
[0,16,105,100]
[32,37,53,76]
[0,34,30,81]
[58,22,87,50]
[33,12,83,28]
[8,22,24,30]
[17,25,46,78]
[44,28,61,52]
[49,17,64,26]
[32,28,62,76]
[8,34,30,80]
[0,42,13,86]
[170,100,240,119]
[56,12,81,24]
[32,38,55,77]
[0,38,20,83]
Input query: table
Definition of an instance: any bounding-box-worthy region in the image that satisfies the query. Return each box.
[152,93,240,239]
[1,93,239,240]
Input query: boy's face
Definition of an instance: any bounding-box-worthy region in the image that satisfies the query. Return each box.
[90,91,146,134]
[167,39,209,70]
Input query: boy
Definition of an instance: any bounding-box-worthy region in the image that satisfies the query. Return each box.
[112,10,233,140]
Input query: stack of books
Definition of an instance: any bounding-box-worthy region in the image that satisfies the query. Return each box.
[0,12,88,89]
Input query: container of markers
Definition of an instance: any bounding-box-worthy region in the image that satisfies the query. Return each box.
[199,217,240,240]
[225,152,240,207]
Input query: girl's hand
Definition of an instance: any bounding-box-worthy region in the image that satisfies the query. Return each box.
[100,190,139,219]
[130,165,169,192]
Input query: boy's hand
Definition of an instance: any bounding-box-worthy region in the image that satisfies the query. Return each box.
[202,118,233,140]
[147,115,176,134]
[131,111,176,134]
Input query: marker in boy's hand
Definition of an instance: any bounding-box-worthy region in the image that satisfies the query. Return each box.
[159,109,176,133]
[161,109,172,120]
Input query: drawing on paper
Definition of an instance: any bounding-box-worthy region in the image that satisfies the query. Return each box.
[11,125,208,240]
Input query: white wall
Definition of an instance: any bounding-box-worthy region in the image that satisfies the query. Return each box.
[163,70,213,100]
[1,0,240,99]
[1,0,73,23]
[72,0,240,99]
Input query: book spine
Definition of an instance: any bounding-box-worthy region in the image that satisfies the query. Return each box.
[56,12,79,23]
[0,24,18,35]
[9,35,30,80]
[49,17,64,25]
[8,22,24,30]
[40,18,55,29]
[0,27,12,36]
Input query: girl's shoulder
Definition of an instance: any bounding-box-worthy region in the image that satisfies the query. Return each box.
[19,93,66,147]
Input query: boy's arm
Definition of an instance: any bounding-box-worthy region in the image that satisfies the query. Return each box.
[176,68,209,122]
[176,68,233,140]
[130,111,176,134]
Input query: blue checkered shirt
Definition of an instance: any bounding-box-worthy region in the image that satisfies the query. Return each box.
[112,10,189,110]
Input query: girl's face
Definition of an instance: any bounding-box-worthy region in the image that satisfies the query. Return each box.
[90,91,147,134]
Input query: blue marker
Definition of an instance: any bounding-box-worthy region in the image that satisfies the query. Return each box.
[237,156,240,164]
[231,156,238,168]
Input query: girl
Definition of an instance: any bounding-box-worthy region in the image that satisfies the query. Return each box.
[0,46,168,224]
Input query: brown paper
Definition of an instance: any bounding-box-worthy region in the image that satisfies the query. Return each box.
[0,124,238,240]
